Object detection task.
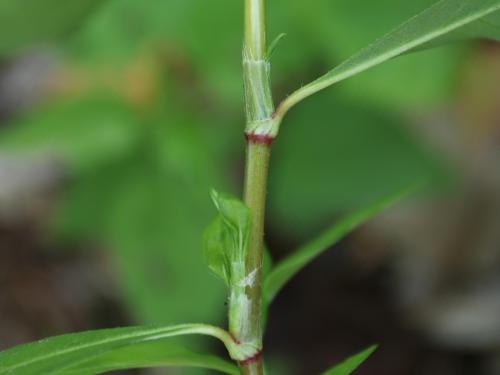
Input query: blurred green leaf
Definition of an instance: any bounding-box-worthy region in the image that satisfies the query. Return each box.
[50,157,135,241]
[337,46,460,109]
[264,187,412,303]
[40,93,230,326]
[270,91,447,236]
[321,345,377,375]
[65,341,238,375]
[0,0,105,56]
[0,95,140,172]
[103,159,225,325]
[70,0,243,104]
[263,248,273,281]
[67,0,466,109]
[261,248,273,328]
[278,0,500,115]
[0,324,236,375]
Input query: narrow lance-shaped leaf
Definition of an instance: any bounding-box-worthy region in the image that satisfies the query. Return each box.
[264,187,415,303]
[0,323,254,375]
[64,341,238,375]
[276,0,500,119]
[321,345,377,375]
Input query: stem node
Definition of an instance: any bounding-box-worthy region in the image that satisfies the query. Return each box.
[245,132,275,146]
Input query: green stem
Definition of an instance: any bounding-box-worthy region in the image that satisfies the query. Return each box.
[233,1,273,374]
[238,139,270,375]
[244,0,266,60]
[239,359,265,375]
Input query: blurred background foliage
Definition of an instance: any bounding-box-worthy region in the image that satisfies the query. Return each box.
[0,1,499,374]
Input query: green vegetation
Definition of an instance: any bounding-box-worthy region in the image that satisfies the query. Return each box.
[0,0,499,374]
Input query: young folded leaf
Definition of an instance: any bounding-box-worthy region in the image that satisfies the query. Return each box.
[275,0,500,120]
[204,217,234,285]
[203,190,261,345]
[0,323,252,375]
[203,190,252,286]
[264,187,414,303]
[64,341,238,375]
[321,345,377,375]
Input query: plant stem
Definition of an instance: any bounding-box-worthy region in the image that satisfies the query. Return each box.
[234,1,273,374]
[239,358,265,375]
[244,0,266,59]
[238,136,270,375]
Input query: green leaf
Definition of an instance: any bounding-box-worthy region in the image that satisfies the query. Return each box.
[280,0,461,109]
[0,95,140,172]
[211,190,251,235]
[321,345,377,375]
[71,0,244,105]
[270,91,447,237]
[277,0,500,118]
[0,324,239,375]
[264,187,415,302]
[203,191,263,345]
[64,341,238,375]
[204,217,233,285]
[104,160,225,325]
[203,190,251,286]
[0,0,105,56]
[263,247,273,281]
[261,247,273,328]
[50,102,229,327]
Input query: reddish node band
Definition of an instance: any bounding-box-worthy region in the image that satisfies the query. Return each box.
[238,349,263,366]
[245,133,274,145]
